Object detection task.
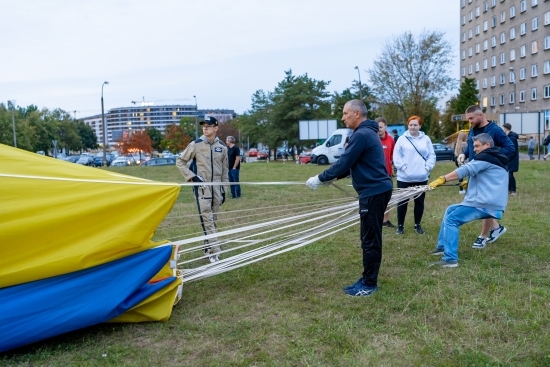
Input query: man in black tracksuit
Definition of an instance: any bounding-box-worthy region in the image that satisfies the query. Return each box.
[306,100,393,297]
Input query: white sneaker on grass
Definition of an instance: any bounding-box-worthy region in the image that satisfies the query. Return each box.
[487,225,506,244]
[472,236,487,249]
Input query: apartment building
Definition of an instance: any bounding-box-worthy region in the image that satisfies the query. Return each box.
[460,0,550,135]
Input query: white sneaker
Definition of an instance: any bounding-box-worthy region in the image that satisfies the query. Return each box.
[459,190,465,195]
[487,225,506,244]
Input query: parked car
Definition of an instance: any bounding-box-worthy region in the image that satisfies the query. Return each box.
[276,149,289,159]
[93,153,114,167]
[141,157,176,166]
[247,148,258,157]
[433,143,455,161]
[63,155,80,163]
[299,151,312,164]
[257,150,270,160]
[111,155,137,167]
[76,154,95,166]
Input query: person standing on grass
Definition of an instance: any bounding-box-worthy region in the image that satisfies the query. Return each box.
[457,105,514,249]
[527,137,535,160]
[392,115,436,235]
[305,99,392,297]
[226,136,241,199]
[176,117,228,263]
[428,133,509,267]
[543,134,550,161]
[376,117,396,228]
[502,123,519,195]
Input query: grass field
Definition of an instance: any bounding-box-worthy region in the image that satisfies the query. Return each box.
[2,160,550,366]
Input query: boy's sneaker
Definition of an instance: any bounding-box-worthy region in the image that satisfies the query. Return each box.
[472,236,487,249]
[396,225,404,235]
[487,225,506,244]
[429,259,459,268]
[344,284,378,297]
[430,248,444,256]
[209,254,220,263]
[414,224,425,235]
[343,277,364,291]
[382,221,396,228]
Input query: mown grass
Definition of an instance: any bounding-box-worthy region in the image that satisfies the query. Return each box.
[2,160,550,366]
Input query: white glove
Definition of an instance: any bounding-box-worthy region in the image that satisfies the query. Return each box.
[305,175,322,190]
[457,154,465,166]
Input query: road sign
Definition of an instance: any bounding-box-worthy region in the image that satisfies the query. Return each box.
[451,115,464,121]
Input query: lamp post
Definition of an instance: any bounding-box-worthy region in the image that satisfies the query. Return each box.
[193,95,198,139]
[101,81,109,166]
[510,67,516,110]
[354,66,363,100]
[10,100,17,148]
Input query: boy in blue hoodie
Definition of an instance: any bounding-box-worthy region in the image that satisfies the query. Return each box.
[305,100,393,296]
[428,133,509,267]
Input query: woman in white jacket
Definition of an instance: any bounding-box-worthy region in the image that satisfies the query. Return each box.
[393,116,436,235]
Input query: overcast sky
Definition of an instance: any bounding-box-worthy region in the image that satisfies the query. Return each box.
[1,0,458,117]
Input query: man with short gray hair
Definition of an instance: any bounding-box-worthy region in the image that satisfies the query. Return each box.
[428,133,509,267]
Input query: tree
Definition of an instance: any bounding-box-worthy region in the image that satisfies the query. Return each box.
[368,30,456,123]
[146,127,163,151]
[440,78,480,139]
[162,124,192,153]
[332,83,377,124]
[119,130,153,159]
[77,121,98,151]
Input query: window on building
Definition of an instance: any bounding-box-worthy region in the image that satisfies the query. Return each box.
[492,16,497,27]
[462,50,466,60]
[469,65,473,74]
[484,20,488,31]
[462,0,466,6]
[483,58,488,69]
[544,85,550,98]
[544,60,550,74]
[509,92,515,103]
[462,67,466,76]
[510,71,515,83]
[520,0,526,12]
[533,17,539,31]
[476,62,480,72]
[545,11,550,26]
[492,36,497,47]
[490,96,496,106]
[532,0,538,6]
[520,22,526,35]
[510,5,516,18]
[469,11,473,21]
[491,75,497,86]
[532,41,539,53]
[532,64,538,77]
[469,47,473,57]
[483,78,488,88]
[491,0,496,7]
[462,33,466,42]
[476,25,480,35]
[545,110,550,130]
[469,29,473,39]
[476,43,481,53]
[519,90,526,102]
[484,39,489,50]
[500,74,506,84]
[532,88,537,100]
[476,6,480,17]
[520,67,526,79]
[510,49,516,61]
[520,44,526,57]
[462,15,466,25]
[546,36,550,50]
[510,27,516,39]
[500,94,505,105]
[500,32,506,43]
[475,80,479,89]
[501,52,506,64]
[492,56,497,67]
[501,11,506,23]
[483,1,489,12]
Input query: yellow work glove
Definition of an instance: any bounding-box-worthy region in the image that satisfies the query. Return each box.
[429,176,446,189]
[459,179,468,191]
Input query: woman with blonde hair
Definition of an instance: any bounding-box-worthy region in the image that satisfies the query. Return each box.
[393,116,436,235]
[455,131,468,194]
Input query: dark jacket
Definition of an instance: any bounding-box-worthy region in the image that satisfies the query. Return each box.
[506,131,519,172]
[464,121,515,161]
[318,120,393,199]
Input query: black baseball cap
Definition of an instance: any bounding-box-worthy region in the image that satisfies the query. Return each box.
[199,117,218,126]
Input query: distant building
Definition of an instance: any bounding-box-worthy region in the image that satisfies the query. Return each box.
[82,103,235,146]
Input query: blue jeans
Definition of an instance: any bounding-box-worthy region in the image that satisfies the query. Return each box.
[436,204,503,262]
[228,169,241,198]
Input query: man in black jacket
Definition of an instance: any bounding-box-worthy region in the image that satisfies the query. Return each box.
[305,100,393,297]
[502,123,519,195]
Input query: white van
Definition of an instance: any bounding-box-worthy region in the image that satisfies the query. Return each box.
[310,128,352,165]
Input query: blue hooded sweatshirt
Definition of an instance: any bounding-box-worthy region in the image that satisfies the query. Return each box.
[318,120,393,198]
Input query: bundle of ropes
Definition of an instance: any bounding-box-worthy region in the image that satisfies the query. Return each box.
[160,182,430,283]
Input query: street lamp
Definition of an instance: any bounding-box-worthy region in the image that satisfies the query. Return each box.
[354,66,363,100]
[9,100,17,148]
[510,67,516,110]
[193,95,198,139]
[101,81,109,166]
